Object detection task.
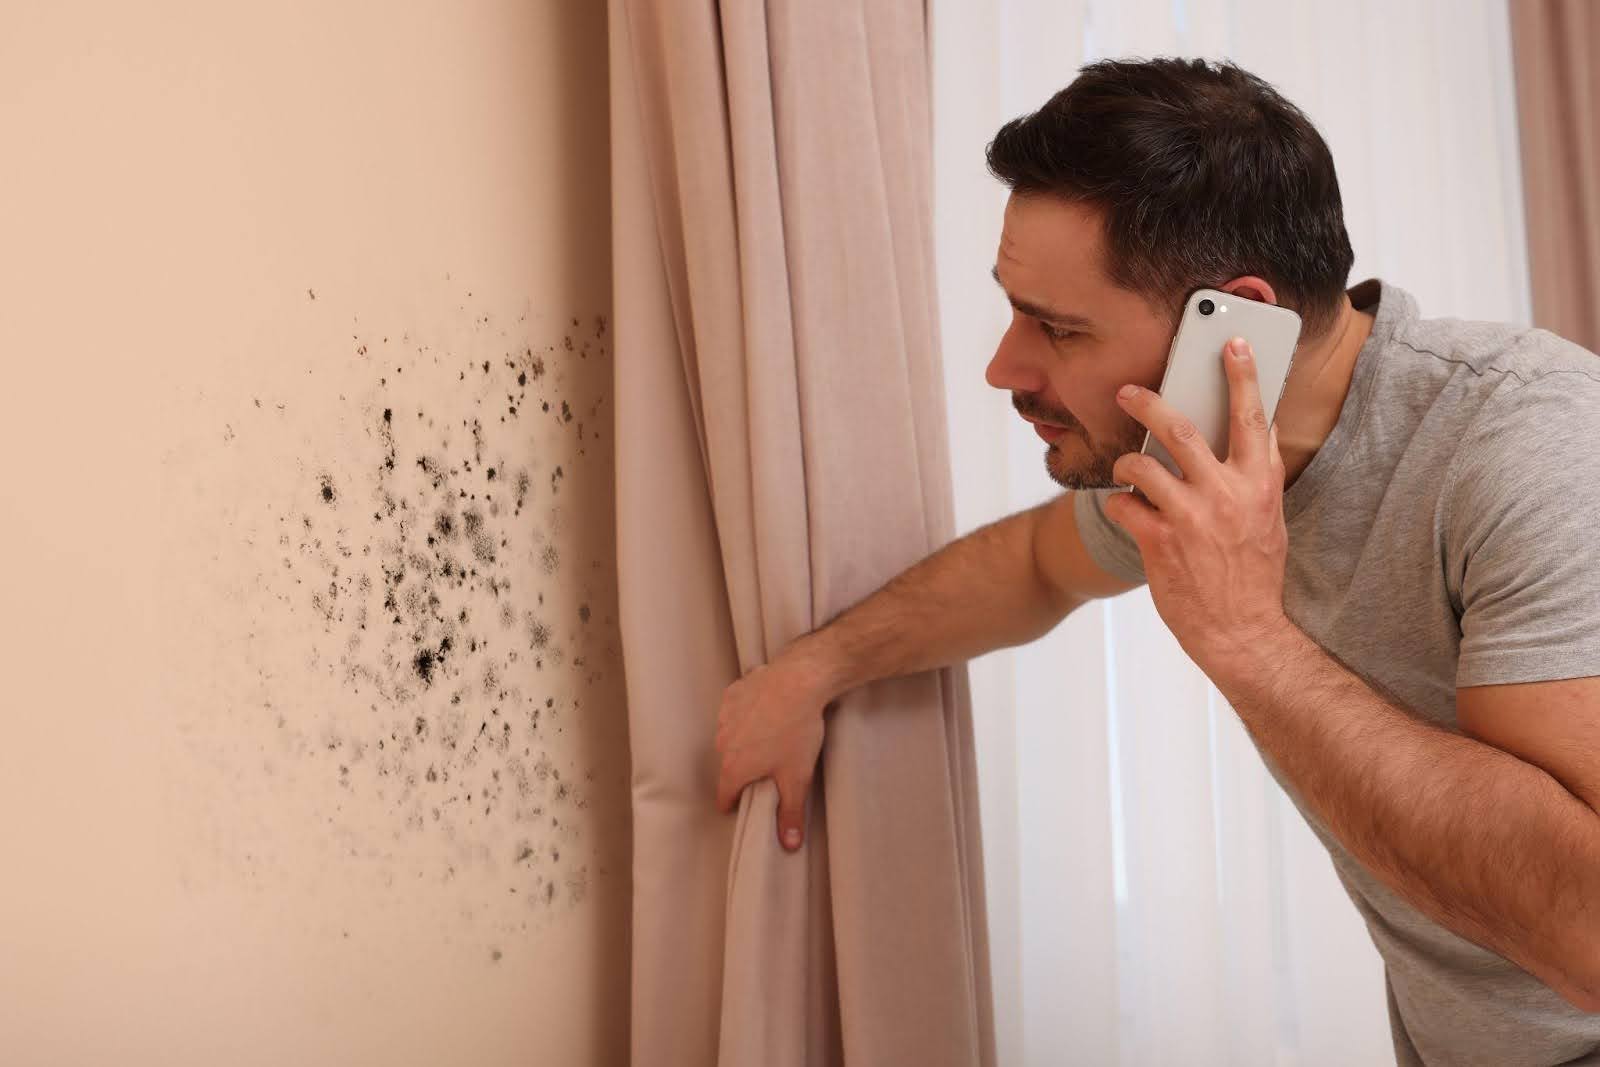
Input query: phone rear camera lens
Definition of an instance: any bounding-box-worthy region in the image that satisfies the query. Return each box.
[1198,298,1215,316]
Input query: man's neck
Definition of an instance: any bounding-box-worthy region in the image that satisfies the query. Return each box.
[1272,295,1376,488]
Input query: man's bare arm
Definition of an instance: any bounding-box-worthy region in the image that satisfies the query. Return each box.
[713,492,1136,849]
[1220,629,1600,1012]
[791,492,1133,698]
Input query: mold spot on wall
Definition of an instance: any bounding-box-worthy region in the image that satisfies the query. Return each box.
[165,281,627,960]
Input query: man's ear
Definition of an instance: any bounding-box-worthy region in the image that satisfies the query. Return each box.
[1217,275,1279,306]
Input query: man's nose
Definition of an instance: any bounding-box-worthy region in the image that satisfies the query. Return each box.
[985,327,1049,393]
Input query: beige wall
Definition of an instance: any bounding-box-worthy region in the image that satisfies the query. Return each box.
[0,3,630,1064]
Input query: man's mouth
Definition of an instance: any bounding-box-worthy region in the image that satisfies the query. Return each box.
[1020,413,1070,444]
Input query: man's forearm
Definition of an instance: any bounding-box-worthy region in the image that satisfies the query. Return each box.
[1219,623,1600,1010]
[789,504,1080,701]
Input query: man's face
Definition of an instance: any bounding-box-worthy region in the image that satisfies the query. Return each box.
[987,193,1176,490]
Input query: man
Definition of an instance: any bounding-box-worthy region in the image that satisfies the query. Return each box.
[712,57,1600,1065]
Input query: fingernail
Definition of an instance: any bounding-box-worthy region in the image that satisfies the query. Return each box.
[783,829,802,849]
[1118,384,1138,400]
[1230,337,1250,357]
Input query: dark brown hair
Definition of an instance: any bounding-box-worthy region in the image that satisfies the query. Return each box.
[986,57,1355,339]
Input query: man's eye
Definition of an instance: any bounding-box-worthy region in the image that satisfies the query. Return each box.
[1040,321,1077,342]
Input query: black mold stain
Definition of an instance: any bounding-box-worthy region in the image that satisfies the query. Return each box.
[513,470,531,515]
[462,507,495,565]
[240,287,612,939]
[528,618,551,649]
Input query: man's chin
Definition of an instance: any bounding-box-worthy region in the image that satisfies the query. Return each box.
[1047,467,1117,491]
[1043,438,1118,491]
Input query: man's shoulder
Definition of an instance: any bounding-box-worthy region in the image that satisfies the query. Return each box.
[1394,309,1600,394]
[1373,311,1600,479]
[1436,333,1600,532]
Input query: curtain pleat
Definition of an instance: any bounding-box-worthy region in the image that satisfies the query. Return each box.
[1510,0,1600,353]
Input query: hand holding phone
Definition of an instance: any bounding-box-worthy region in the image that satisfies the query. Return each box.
[1136,288,1302,480]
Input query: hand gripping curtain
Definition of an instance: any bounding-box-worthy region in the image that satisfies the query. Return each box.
[607,2,996,1065]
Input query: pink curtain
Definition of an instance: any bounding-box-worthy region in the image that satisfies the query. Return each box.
[1510,0,1600,353]
[607,2,995,1064]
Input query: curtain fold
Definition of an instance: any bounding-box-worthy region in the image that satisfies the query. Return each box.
[609,1,994,1064]
[1510,0,1600,352]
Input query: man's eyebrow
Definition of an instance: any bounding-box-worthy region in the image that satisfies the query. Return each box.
[990,264,1096,330]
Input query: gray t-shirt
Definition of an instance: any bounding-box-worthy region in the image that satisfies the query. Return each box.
[1075,277,1600,1066]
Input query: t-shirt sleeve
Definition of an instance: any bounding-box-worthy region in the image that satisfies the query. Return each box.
[1072,486,1148,587]
[1447,375,1600,689]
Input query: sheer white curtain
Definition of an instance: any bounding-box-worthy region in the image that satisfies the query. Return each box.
[931,1,1533,1064]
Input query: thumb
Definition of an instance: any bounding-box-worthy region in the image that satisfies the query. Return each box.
[774,776,810,852]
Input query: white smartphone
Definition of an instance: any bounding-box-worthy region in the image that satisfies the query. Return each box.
[1137,287,1303,479]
